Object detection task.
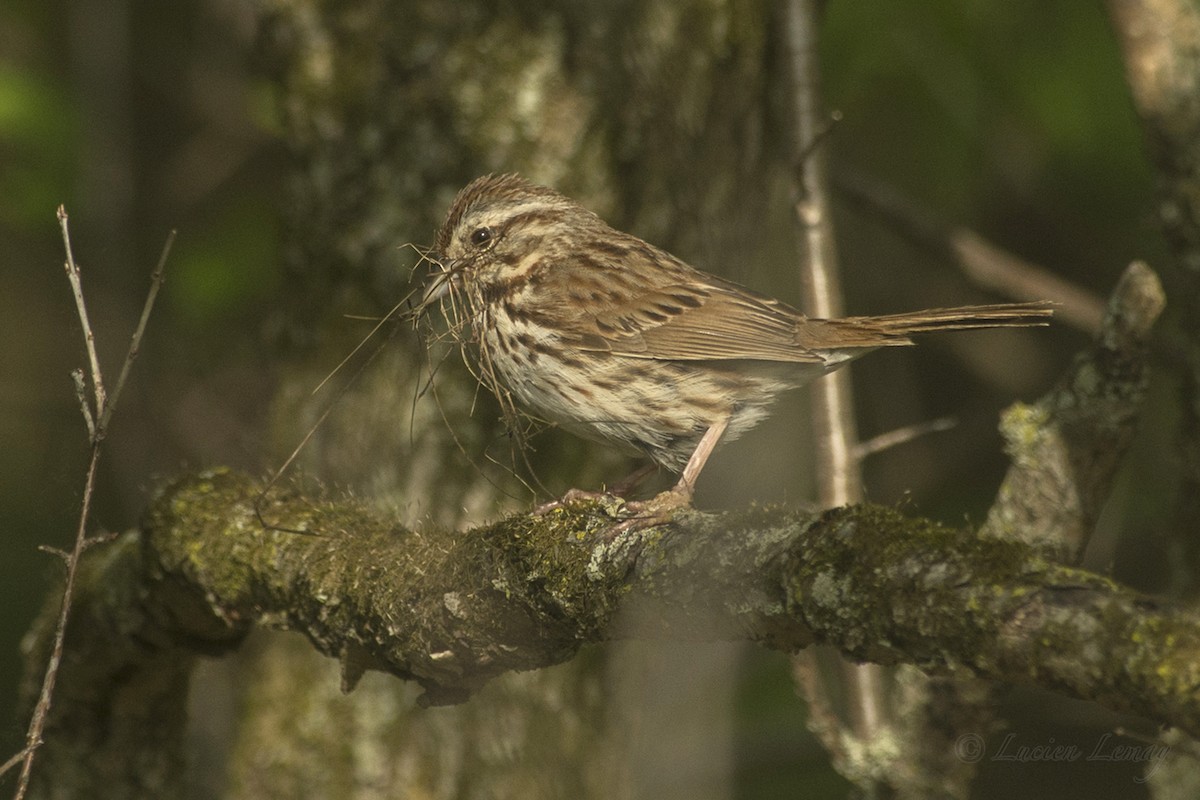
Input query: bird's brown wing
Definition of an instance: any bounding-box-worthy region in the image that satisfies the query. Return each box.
[570,274,831,364]
[544,241,1051,362]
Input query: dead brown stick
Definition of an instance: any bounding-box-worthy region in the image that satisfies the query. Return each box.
[836,170,1106,335]
[8,211,172,799]
[784,0,892,787]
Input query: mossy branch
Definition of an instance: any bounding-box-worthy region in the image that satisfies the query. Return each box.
[984,261,1165,560]
[22,466,1200,797]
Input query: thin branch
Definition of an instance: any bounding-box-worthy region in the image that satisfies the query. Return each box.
[100,229,174,432]
[57,206,107,427]
[69,369,95,441]
[852,416,957,461]
[14,446,102,800]
[784,0,890,778]
[790,656,849,764]
[35,546,71,562]
[11,213,171,799]
[0,748,33,781]
[836,170,1106,334]
[785,0,862,508]
[950,229,1103,333]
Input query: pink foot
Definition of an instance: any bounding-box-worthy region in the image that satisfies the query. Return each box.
[532,464,659,515]
[533,485,692,536]
[532,488,617,515]
[607,485,694,534]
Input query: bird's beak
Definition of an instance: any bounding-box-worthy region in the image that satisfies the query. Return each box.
[418,259,457,311]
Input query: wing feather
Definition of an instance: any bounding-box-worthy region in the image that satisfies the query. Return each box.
[572,275,827,364]
[524,230,1050,365]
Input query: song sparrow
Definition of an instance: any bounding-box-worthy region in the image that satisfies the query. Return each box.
[423,173,1052,521]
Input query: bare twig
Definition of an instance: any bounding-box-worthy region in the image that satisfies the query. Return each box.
[784,0,892,786]
[785,0,862,516]
[789,655,849,764]
[57,206,107,424]
[69,369,95,441]
[951,230,1103,333]
[10,209,170,799]
[0,749,33,781]
[101,230,174,432]
[14,445,102,800]
[35,546,71,562]
[853,416,957,461]
[836,170,1106,334]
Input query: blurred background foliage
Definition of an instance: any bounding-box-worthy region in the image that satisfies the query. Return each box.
[0,0,1173,797]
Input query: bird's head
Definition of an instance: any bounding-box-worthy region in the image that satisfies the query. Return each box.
[424,173,596,307]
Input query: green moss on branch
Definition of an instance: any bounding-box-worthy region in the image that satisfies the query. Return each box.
[21,466,1200,798]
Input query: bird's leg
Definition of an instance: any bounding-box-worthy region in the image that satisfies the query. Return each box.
[533,417,729,530]
[675,415,730,500]
[617,415,730,531]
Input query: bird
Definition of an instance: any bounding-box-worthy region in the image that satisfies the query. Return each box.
[422,173,1052,524]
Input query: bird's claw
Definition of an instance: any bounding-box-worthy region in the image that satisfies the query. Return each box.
[606,486,693,535]
[532,488,622,515]
[534,480,693,537]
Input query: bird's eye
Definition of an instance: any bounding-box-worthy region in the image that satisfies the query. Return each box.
[469,227,494,248]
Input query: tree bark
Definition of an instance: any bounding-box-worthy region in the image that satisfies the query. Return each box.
[18,470,1200,798]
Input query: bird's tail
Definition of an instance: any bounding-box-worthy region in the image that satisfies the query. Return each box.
[814,301,1055,348]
